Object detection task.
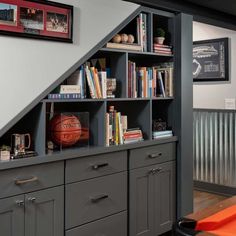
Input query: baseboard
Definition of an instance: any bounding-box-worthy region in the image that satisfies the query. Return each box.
[194,180,236,197]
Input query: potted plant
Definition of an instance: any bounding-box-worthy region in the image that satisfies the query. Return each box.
[154,28,165,44]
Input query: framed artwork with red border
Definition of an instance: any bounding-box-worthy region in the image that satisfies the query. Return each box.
[0,0,73,43]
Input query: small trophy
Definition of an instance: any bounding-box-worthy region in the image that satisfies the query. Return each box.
[106,78,116,98]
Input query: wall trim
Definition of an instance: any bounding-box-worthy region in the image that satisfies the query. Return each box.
[194,180,236,196]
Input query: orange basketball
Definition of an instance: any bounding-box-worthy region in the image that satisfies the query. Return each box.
[49,114,82,147]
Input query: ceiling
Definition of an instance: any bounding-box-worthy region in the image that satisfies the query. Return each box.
[183,0,236,16]
[129,0,236,30]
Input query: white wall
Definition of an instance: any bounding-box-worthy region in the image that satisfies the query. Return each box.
[193,21,236,109]
[0,0,139,133]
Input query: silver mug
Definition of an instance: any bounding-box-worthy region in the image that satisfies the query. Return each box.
[11,133,31,156]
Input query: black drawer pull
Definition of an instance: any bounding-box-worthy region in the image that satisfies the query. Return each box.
[92,163,109,170]
[90,194,109,203]
[15,176,38,185]
[148,152,162,159]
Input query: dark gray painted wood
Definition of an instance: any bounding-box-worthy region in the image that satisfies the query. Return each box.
[154,161,176,235]
[194,181,236,197]
[66,211,127,236]
[0,195,24,236]
[66,151,127,183]
[141,6,175,18]
[174,13,193,217]
[129,143,176,169]
[65,172,127,229]
[129,166,154,236]
[0,161,64,199]
[0,137,177,170]
[25,186,64,236]
[34,102,46,156]
[111,52,127,98]
[129,161,176,236]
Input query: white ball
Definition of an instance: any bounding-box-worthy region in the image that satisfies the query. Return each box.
[121,34,128,43]
[127,34,135,44]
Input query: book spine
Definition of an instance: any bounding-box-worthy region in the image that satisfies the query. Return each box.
[106,113,109,146]
[158,71,166,97]
[85,66,96,99]
[48,93,81,99]
[118,112,124,145]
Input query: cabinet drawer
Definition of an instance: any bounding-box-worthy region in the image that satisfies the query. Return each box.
[66,211,127,236]
[129,143,176,169]
[65,172,127,229]
[66,151,127,183]
[0,162,64,199]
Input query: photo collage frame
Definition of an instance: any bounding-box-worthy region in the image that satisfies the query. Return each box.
[0,0,73,42]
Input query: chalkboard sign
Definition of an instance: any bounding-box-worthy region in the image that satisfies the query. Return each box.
[193,38,229,82]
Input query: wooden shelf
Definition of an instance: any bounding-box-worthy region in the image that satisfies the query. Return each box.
[100,47,174,57]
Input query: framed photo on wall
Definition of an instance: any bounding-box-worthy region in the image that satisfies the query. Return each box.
[0,0,73,43]
[193,37,229,82]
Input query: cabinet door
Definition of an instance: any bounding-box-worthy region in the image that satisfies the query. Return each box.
[25,186,64,236]
[0,195,24,236]
[129,166,154,236]
[154,161,176,235]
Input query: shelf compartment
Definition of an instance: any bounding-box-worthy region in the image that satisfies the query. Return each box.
[128,52,173,67]
[152,99,174,134]
[45,101,106,152]
[107,100,151,140]
[91,50,127,98]
[152,14,174,50]
[0,103,46,158]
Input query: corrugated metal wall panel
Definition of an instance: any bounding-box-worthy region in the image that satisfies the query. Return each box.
[194,110,236,187]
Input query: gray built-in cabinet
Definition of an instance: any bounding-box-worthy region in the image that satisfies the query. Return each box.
[0,162,64,236]
[0,5,193,236]
[129,143,176,236]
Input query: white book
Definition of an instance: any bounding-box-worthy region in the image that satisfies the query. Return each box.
[85,66,96,99]
[118,112,124,145]
[60,85,81,94]
[98,71,107,98]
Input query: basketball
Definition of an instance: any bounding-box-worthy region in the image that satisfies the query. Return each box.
[49,114,82,147]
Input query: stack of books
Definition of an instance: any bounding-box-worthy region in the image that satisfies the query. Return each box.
[153,43,172,55]
[123,128,143,144]
[105,106,143,146]
[48,66,87,99]
[152,130,173,139]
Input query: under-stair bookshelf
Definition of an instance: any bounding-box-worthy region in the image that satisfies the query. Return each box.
[0,8,177,159]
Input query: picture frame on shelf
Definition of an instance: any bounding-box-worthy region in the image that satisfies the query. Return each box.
[193,37,229,82]
[0,0,73,43]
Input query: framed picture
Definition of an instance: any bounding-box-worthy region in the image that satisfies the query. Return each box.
[0,0,73,43]
[193,38,229,82]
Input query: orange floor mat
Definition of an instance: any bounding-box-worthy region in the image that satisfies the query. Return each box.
[196,205,236,236]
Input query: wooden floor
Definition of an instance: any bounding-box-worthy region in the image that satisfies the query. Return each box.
[193,190,228,213]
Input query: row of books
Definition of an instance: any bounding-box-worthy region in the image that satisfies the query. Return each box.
[137,13,148,52]
[152,130,173,139]
[48,63,108,99]
[128,61,174,98]
[105,106,143,146]
[153,43,172,55]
